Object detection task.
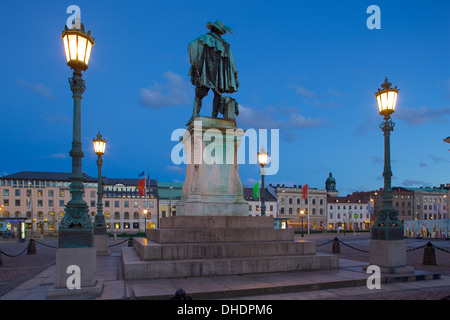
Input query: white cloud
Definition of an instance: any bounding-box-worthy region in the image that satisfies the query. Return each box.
[165,165,185,173]
[290,84,316,98]
[45,115,71,123]
[395,106,450,125]
[40,153,68,160]
[140,71,190,108]
[238,104,324,130]
[16,79,55,100]
[402,179,430,187]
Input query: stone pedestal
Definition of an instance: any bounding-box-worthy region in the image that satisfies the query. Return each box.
[122,216,338,280]
[369,226,413,274]
[176,117,248,216]
[55,247,97,288]
[94,234,111,256]
[369,240,414,274]
[47,247,103,298]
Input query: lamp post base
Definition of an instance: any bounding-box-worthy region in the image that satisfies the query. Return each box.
[369,239,414,274]
[371,226,403,240]
[94,233,111,256]
[59,228,93,248]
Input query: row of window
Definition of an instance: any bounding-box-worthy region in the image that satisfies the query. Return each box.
[282,198,325,205]
[249,205,274,211]
[280,208,325,215]
[2,197,155,209]
[417,197,446,203]
[27,222,144,231]
[2,188,155,200]
[3,188,72,198]
[330,205,365,210]
[0,210,152,220]
[1,180,96,188]
[419,204,447,211]
[329,213,370,220]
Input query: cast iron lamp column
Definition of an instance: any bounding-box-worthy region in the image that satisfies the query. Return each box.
[59,23,95,247]
[300,209,305,237]
[143,209,148,235]
[93,132,107,233]
[258,147,269,216]
[372,77,402,240]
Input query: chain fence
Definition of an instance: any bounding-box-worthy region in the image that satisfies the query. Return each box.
[317,237,450,255]
[0,237,134,261]
[1,236,449,261]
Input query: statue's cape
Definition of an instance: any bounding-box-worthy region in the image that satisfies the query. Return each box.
[188,33,238,93]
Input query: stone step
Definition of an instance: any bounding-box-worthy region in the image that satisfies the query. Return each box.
[133,237,316,261]
[147,228,294,244]
[121,247,339,280]
[159,216,274,229]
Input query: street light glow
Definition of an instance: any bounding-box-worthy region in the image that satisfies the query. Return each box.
[93,132,107,156]
[375,77,399,117]
[257,146,269,167]
[62,25,94,71]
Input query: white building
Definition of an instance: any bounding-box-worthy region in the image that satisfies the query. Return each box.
[327,196,370,231]
[243,187,277,217]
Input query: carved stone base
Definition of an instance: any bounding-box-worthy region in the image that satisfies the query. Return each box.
[369,239,414,274]
[59,228,93,248]
[177,117,248,217]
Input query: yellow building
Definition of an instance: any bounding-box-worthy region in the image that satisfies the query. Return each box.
[0,171,157,237]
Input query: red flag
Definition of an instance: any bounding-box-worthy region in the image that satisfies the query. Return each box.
[302,184,308,199]
[138,177,146,196]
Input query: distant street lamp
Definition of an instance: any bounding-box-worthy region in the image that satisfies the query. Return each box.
[59,21,95,247]
[372,77,401,238]
[93,132,107,233]
[143,209,148,235]
[299,209,305,237]
[257,147,269,216]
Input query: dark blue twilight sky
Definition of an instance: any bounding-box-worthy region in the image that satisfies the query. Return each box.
[1,0,449,195]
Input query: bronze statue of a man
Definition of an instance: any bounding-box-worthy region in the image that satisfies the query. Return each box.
[186,20,239,125]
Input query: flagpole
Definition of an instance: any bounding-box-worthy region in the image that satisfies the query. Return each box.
[307,186,310,235]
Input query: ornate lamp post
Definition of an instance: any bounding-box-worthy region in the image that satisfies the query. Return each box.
[143,209,148,235]
[299,209,305,237]
[59,22,95,247]
[93,132,106,232]
[369,77,413,274]
[372,77,402,239]
[50,17,103,294]
[257,147,269,216]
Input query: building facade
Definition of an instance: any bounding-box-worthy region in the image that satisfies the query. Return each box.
[405,187,448,220]
[269,184,329,229]
[157,182,183,222]
[0,172,157,237]
[243,187,277,216]
[327,196,371,231]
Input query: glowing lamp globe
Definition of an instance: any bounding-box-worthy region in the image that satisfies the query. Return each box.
[62,23,95,71]
[257,146,269,167]
[375,77,399,117]
[93,132,106,156]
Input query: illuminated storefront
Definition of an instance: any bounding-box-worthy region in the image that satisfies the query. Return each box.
[0,217,27,242]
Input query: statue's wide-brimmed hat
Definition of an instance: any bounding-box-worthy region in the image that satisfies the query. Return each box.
[206,20,234,35]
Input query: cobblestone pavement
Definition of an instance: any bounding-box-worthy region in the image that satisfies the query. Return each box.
[309,232,450,277]
[0,233,449,300]
[0,237,130,296]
